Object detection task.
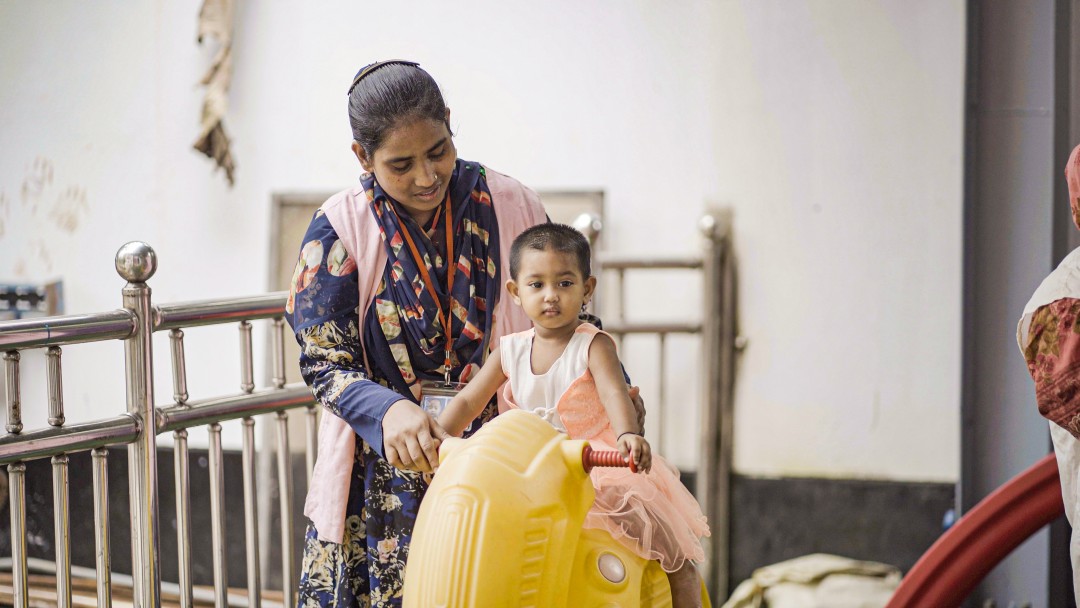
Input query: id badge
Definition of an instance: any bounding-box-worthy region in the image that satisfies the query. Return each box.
[420,380,465,418]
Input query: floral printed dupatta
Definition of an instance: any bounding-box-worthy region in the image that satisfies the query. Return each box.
[364,159,500,399]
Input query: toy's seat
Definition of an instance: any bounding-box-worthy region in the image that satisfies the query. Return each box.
[403,409,710,607]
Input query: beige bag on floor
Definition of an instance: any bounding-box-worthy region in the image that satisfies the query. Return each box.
[721,553,901,608]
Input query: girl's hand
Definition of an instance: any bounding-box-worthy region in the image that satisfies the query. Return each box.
[383,400,450,473]
[617,432,652,474]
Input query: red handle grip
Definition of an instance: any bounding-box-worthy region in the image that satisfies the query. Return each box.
[582,444,637,473]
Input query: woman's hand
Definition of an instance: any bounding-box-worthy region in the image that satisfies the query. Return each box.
[617,432,652,474]
[628,385,646,432]
[383,399,450,473]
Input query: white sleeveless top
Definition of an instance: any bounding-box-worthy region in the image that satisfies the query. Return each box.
[500,328,595,433]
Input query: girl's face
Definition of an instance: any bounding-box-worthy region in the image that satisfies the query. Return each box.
[353,113,457,226]
[508,247,596,332]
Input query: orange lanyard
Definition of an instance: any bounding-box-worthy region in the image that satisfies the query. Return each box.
[387,193,456,384]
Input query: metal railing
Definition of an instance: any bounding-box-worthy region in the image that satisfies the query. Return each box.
[0,242,314,608]
[597,209,738,599]
[0,215,739,605]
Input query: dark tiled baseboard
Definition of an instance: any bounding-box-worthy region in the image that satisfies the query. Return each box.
[728,474,955,589]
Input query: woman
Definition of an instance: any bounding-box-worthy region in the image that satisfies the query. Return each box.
[286,61,547,606]
[1017,142,1080,604]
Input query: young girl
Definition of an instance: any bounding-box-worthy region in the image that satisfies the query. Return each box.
[438,223,710,607]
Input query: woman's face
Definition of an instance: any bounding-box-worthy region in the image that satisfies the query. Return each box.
[353,113,457,225]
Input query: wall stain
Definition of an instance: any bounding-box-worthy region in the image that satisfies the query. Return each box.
[32,239,52,273]
[0,191,7,239]
[5,157,88,277]
[20,157,53,215]
[49,185,88,233]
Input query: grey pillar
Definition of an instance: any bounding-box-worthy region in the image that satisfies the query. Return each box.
[962,0,1078,606]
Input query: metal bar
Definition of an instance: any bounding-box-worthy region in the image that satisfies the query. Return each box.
[715,217,737,600]
[305,405,317,489]
[240,321,255,393]
[616,268,626,325]
[615,268,626,353]
[173,430,193,608]
[0,309,135,350]
[272,317,286,389]
[170,329,189,405]
[9,462,27,608]
[597,256,703,270]
[52,454,71,608]
[92,448,112,608]
[0,557,244,605]
[576,212,603,315]
[4,350,22,434]
[696,210,732,599]
[155,293,286,331]
[698,213,720,599]
[117,241,162,607]
[156,384,314,433]
[603,322,702,336]
[208,422,228,608]
[277,411,296,605]
[47,346,65,426]
[0,415,140,465]
[656,332,666,456]
[242,417,261,608]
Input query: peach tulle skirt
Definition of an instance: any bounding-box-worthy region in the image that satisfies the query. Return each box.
[583,439,711,573]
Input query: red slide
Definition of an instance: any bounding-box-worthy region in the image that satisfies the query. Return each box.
[886,454,1064,607]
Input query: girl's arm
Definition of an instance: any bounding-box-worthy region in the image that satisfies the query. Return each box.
[589,333,652,473]
[438,347,508,437]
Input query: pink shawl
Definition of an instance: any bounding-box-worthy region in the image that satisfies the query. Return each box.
[304,168,545,544]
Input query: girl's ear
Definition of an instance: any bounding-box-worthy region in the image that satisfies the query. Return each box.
[584,276,597,304]
[506,279,521,304]
[352,141,374,173]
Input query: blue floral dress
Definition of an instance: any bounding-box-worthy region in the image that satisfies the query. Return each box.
[287,160,517,607]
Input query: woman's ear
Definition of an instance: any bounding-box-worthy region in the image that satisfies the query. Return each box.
[352,141,374,173]
[506,279,521,304]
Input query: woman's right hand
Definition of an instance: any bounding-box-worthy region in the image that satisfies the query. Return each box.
[383,399,451,473]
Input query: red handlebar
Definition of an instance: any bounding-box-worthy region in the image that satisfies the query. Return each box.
[582,444,637,473]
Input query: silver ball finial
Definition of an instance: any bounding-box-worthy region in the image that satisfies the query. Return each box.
[698,213,718,239]
[115,241,157,283]
[572,212,603,241]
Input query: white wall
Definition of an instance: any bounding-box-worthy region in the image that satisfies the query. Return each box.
[714,2,965,481]
[0,1,964,481]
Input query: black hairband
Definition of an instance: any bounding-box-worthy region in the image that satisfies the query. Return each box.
[347,60,421,96]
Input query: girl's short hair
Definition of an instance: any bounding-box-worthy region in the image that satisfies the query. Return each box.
[509,223,592,280]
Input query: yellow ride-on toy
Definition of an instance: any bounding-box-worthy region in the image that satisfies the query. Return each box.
[403,409,711,607]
